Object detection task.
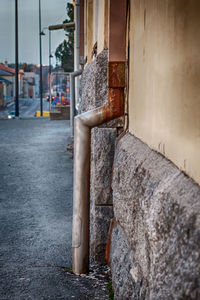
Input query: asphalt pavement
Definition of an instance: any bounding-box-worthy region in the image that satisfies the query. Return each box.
[0,118,109,299]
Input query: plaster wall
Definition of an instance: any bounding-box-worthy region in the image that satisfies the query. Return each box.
[97,0,108,55]
[84,0,93,64]
[84,0,108,63]
[129,0,200,185]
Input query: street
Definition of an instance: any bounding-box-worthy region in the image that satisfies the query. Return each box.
[0,118,109,299]
[0,98,50,120]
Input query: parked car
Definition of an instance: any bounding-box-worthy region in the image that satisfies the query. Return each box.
[8,111,16,119]
[61,98,70,105]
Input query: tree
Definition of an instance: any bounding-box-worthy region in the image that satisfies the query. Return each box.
[21,63,30,72]
[55,3,74,72]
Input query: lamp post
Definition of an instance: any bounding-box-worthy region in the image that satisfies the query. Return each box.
[15,0,19,117]
[39,0,43,117]
[48,30,52,82]
[40,27,53,111]
[49,31,53,111]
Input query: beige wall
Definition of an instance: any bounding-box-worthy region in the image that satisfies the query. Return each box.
[93,0,98,45]
[129,0,200,185]
[84,0,93,64]
[97,0,108,54]
[84,0,108,63]
[87,0,93,63]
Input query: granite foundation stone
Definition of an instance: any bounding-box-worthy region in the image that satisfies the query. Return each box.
[89,126,116,262]
[111,133,200,299]
[90,205,114,262]
[91,127,117,206]
[111,223,148,300]
[81,50,108,112]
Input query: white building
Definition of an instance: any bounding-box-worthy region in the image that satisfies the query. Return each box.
[23,72,39,99]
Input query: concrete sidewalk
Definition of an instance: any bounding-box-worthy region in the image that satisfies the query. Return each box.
[0,119,109,299]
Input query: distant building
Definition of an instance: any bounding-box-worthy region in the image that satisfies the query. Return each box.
[23,72,39,99]
[0,64,15,106]
[0,75,13,108]
[0,61,24,107]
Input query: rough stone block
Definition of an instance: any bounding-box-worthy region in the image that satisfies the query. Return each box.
[111,132,200,299]
[91,127,116,205]
[81,50,108,112]
[90,205,114,263]
[111,223,147,300]
[89,127,116,262]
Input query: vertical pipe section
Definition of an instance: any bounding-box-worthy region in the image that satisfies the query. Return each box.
[70,70,82,137]
[72,117,90,275]
[72,90,125,275]
[75,0,82,113]
[72,0,127,275]
[15,0,19,117]
[72,108,115,275]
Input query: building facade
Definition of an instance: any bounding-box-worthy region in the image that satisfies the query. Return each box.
[73,0,200,298]
[23,72,39,99]
[0,64,15,106]
[0,62,26,106]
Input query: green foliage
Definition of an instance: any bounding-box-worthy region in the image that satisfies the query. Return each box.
[55,3,74,72]
[107,281,114,300]
[62,267,73,273]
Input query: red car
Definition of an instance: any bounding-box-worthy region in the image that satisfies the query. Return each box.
[61,98,70,105]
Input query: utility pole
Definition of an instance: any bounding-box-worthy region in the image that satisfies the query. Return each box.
[49,30,52,78]
[49,30,52,111]
[15,0,19,117]
[39,0,43,116]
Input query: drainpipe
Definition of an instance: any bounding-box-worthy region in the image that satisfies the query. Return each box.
[69,0,82,137]
[72,0,127,275]
[74,0,81,114]
[70,70,82,137]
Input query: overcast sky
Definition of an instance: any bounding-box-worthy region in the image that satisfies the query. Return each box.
[0,0,71,66]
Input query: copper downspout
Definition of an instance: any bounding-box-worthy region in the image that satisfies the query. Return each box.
[72,0,127,275]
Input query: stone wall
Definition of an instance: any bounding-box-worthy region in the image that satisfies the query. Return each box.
[90,127,116,261]
[81,50,116,262]
[111,133,200,299]
[81,50,108,113]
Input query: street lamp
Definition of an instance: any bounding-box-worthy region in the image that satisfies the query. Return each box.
[49,32,53,111]
[15,0,19,117]
[40,27,53,111]
[39,0,43,117]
